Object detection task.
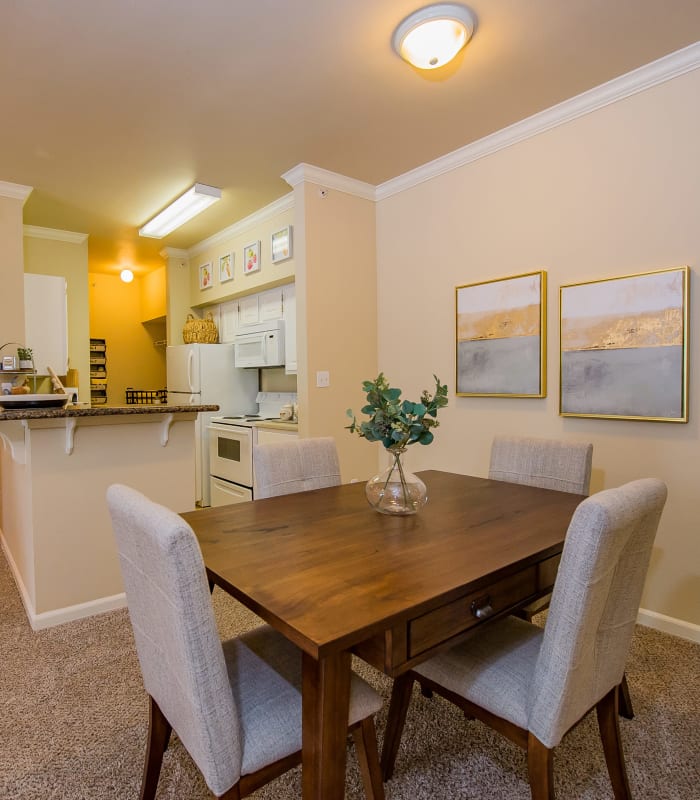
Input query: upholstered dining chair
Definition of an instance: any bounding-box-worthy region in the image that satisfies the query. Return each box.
[381,478,667,800]
[253,436,341,499]
[106,484,384,800]
[486,435,645,720]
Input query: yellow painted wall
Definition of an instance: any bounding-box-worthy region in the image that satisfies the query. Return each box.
[295,182,378,482]
[375,68,700,627]
[23,235,91,403]
[89,273,166,405]
[141,265,166,321]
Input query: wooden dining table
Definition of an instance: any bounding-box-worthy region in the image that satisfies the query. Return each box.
[181,470,585,800]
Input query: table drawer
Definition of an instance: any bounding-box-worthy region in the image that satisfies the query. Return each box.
[408,567,537,659]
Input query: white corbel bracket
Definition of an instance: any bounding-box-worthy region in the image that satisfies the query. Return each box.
[160,413,174,446]
[65,418,77,455]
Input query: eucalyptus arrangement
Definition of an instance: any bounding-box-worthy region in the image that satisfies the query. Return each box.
[346,373,448,514]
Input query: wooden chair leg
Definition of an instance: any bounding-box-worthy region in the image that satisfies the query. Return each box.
[527,732,555,800]
[140,696,172,800]
[618,673,634,720]
[596,687,632,800]
[352,717,385,800]
[380,672,415,782]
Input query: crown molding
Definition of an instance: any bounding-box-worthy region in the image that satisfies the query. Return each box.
[187,192,294,257]
[23,225,88,243]
[376,42,700,201]
[159,247,189,260]
[0,181,33,203]
[282,163,376,201]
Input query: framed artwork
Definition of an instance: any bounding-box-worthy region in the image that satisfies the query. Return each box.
[271,225,293,263]
[456,271,546,397]
[199,262,213,290]
[243,241,260,274]
[219,252,234,283]
[560,266,689,422]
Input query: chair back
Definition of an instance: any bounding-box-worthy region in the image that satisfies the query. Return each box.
[106,484,241,795]
[489,435,592,495]
[253,436,341,498]
[528,478,667,747]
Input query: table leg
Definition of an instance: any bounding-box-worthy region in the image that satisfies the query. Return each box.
[301,649,352,800]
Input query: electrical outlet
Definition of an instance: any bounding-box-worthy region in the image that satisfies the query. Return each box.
[316,370,330,388]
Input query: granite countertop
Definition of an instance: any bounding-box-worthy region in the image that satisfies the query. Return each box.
[0,404,219,421]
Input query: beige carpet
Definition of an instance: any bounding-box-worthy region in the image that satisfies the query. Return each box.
[1,550,698,799]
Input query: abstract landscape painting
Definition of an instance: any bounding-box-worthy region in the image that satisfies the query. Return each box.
[560,267,689,421]
[456,271,546,397]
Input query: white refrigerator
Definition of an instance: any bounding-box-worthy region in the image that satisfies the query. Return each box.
[166,343,258,506]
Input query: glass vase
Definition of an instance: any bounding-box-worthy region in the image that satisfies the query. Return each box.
[365,446,428,515]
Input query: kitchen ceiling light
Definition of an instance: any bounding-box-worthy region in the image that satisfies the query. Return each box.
[392,3,476,70]
[139,183,222,239]
[120,268,134,283]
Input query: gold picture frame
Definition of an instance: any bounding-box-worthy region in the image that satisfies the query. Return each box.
[559,266,689,422]
[456,271,546,397]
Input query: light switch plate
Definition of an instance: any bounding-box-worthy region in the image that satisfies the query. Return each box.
[316,370,330,388]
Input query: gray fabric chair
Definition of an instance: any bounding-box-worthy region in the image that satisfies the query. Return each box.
[381,478,667,800]
[106,484,384,800]
[485,435,647,720]
[253,436,341,499]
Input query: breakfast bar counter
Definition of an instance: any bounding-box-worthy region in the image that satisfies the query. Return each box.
[0,404,216,629]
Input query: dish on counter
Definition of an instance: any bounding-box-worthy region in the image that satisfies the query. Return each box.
[0,393,70,410]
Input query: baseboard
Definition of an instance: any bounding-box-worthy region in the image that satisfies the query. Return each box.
[637,608,700,644]
[1,530,127,630]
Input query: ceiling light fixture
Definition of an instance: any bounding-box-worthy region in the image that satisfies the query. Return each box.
[120,268,134,283]
[139,183,222,239]
[392,3,476,70]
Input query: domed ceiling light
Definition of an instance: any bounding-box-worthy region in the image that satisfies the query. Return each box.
[120,268,134,283]
[392,3,476,70]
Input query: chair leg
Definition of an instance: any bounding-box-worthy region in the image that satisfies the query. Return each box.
[380,672,415,782]
[618,673,634,720]
[140,696,172,800]
[526,732,555,800]
[596,687,632,800]
[352,717,385,800]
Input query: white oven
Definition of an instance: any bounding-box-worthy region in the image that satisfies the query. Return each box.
[208,420,254,504]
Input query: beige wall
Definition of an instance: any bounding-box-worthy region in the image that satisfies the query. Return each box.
[0,195,26,349]
[189,204,295,312]
[375,68,700,627]
[23,234,91,402]
[295,182,378,482]
[89,273,166,405]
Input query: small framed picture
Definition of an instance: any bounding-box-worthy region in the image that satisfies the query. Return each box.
[219,252,234,283]
[243,241,261,274]
[271,225,293,263]
[199,262,213,290]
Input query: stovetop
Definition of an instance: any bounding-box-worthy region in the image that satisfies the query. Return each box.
[212,391,297,427]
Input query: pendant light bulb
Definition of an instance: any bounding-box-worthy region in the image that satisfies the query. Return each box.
[120,269,134,283]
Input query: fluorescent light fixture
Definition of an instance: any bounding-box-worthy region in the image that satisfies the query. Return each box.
[139,183,222,239]
[392,3,476,70]
[120,268,134,283]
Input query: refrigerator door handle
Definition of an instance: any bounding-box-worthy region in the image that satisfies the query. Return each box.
[187,349,195,393]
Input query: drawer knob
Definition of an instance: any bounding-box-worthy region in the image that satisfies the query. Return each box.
[470,596,494,620]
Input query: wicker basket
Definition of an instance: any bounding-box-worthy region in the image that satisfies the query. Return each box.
[182,312,219,344]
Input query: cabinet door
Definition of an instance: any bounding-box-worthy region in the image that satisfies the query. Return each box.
[219,300,239,342]
[255,428,298,444]
[24,274,68,374]
[283,283,297,374]
[238,295,260,326]
[259,288,284,321]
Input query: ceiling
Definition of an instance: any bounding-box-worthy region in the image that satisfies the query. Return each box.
[2,1,700,276]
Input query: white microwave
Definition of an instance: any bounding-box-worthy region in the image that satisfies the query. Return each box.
[233,319,285,368]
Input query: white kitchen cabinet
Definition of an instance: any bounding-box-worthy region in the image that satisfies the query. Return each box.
[219,299,240,343]
[259,287,284,321]
[283,283,297,374]
[24,274,68,375]
[255,427,298,444]
[238,294,260,326]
